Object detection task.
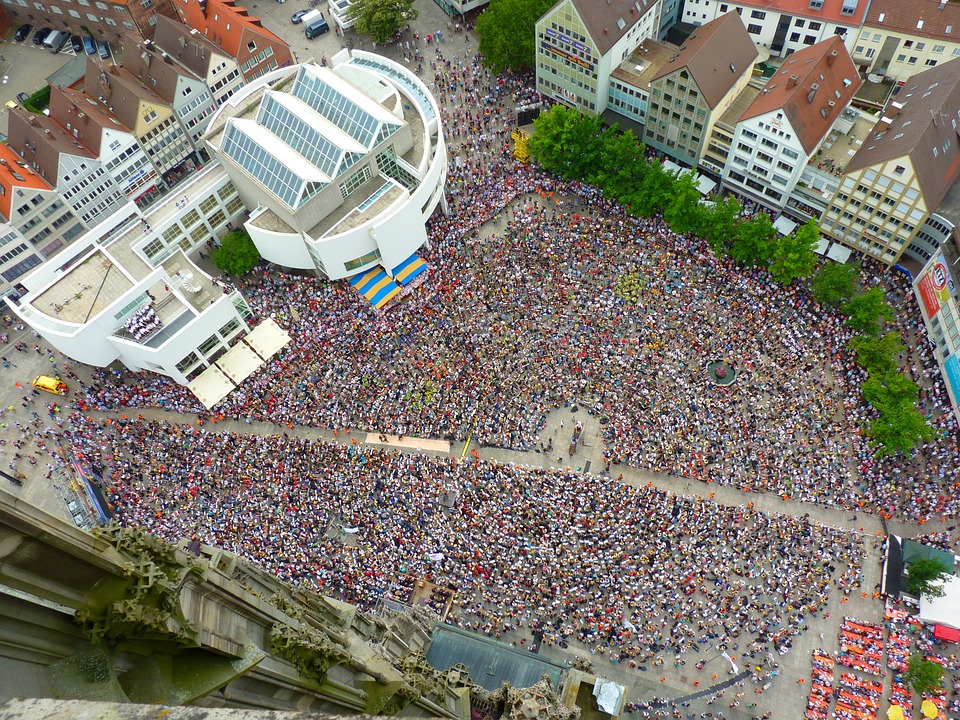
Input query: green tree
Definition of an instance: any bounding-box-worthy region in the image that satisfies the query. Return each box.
[626,160,676,218]
[730,213,777,267]
[476,0,554,73]
[842,286,893,336]
[904,655,945,695]
[770,218,819,285]
[346,0,418,44]
[862,371,933,457]
[811,260,861,309]
[212,229,260,276]
[588,127,645,201]
[528,105,605,180]
[699,195,742,256]
[662,172,705,236]
[850,331,906,375]
[904,558,950,599]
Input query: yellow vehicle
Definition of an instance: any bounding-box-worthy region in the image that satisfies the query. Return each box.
[32,375,67,395]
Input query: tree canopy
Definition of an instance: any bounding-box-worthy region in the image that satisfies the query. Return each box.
[904,655,945,695]
[730,212,777,268]
[811,260,861,309]
[850,332,906,375]
[904,558,950,599]
[528,106,606,180]
[212,229,261,276]
[842,286,893,336]
[861,370,933,457]
[769,219,820,285]
[346,0,418,44]
[476,0,555,74]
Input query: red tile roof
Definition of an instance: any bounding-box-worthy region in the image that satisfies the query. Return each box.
[174,0,286,58]
[739,36,861,155]
[723,0,869,26]
[0,143,52,220]
[863,0,960,43]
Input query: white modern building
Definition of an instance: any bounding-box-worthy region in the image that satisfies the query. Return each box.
[204,50,447,308]
[5,165,252,385]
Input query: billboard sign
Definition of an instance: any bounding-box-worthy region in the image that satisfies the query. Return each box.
[917,253,955,318]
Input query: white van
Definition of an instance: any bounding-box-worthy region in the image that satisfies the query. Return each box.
[43,30,64,51]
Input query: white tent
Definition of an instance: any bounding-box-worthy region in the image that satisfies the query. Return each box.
[773,215,798,236]
[188,365,235,410]
[918,574,960,630]
[694,174,717,196]
[243,317,292,361]
[814,239,830,256]
[827,244,853,262]
[661,159,682,174]
[216,342,265,384]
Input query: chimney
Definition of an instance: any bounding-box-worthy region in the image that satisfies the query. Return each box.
[787,74,799,88]
[827,49,838,67]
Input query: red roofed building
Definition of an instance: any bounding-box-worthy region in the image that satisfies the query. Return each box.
[0,143,86,294]
[681,0,866,59]
[172,0,293,83]
[720,35,861,211]
[4,0,177,43]
[851,0,960,82]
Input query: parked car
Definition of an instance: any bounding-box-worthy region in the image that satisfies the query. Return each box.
[70,35,83,53]
[14,24,33,42]
[83,36,96,55]
[4,101,17,110]
[32,27,51,46]
[291,8,310,23]
[16,92,29,104]
[45,31,69,53]
[97,40,110,60]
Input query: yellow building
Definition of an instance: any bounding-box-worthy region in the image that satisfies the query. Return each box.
[818,59,960,266]
[852,0,960,82]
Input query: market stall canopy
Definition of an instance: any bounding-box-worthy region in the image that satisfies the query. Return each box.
[243,317,292,361]
[887,705,905,720]
[216,341,265,385]
[187,365,235,410]
[921,699,938,719]
[773,215,798,236]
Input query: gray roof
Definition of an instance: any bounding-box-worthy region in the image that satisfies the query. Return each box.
[845,58,960,210]
[563,0,660,57]
[47,54,89,90]
[426,626,566,691]
[651,12,758,110]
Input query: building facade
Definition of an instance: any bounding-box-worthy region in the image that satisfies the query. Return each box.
[913,244,960,425]
[720,37,860,211]
[172,0,294,84]
[852,0,960,81]
[535,0,663,114]
[204,51,447,289]
[680,0,867,59]
[818,60,960,266]
[644,12,758,167]
[1,0,177,42]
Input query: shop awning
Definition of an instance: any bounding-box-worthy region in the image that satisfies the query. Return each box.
[188,365,235,410]
[243,317,291,361]
[348,267,401,309]
[935,624,960,642]
[391,253,428,286]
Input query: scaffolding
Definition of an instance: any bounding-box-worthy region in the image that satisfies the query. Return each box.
[511,128,531,163]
